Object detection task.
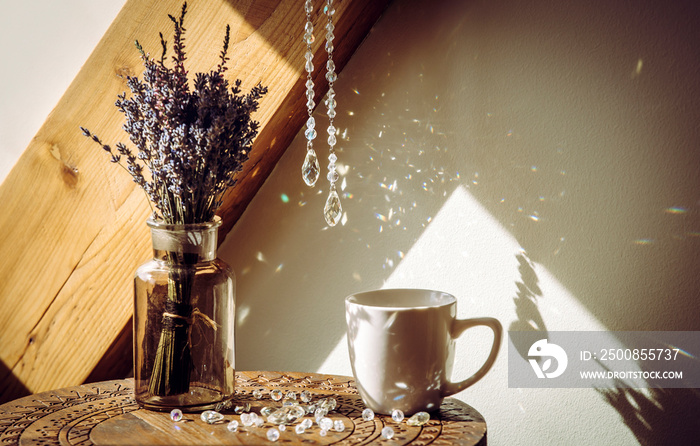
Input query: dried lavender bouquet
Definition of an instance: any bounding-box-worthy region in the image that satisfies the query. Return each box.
[81,2,266,398]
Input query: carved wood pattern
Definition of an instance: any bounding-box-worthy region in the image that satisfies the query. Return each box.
[0,372,486,445]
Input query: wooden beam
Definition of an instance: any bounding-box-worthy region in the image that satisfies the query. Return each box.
[0,0,391,404]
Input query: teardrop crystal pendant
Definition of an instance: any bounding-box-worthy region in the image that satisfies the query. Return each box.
[302,148,320,186]
[324,187,342,226]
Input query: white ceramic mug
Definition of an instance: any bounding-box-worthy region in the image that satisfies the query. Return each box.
[345,288,502,415]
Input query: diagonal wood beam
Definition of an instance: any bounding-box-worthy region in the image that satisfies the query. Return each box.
[0,0,391,404]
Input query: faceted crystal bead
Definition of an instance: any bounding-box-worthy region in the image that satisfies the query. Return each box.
[305,0,313,13]
[361,408,375,421]
[295,424,306,434]
[301,418,314,429]
[270,389,283,401]
[305,60,314,73]
[267,428,280,442]
[227,420,239,432]
[326,31,334,41]
[327,125,336,135]
[328,133,337,146]
[282,397,297,407]
[326,22,335,33]
[327,108,336,119]
[300,390,312,403]
[306,116,316,129]
[305,50,313,61]
[381,426,395,439]
[327,170,339,183]
[304,21,313,33]
[304,32,315,45]
[289,405,306,420]
[200,410,224,424]
[326,71,338,83]
[319,417,333,431]
[254,417,264,427]
[329,153,337,163]
[302,149,320,187]
[253,389,264,399]
[279,424,286,431]
[327,60,336,72]
[325,41,334,53]
[261,406,274,417]
[325,98,337,110]
[305,128,317,141]
[391,409,405,423]
[324,188,342,226]
[286,391,297,400]
[406,411,431,426]
[306,79,314,90]
[306,98,315,109]
[170,409,183,422]
[240,413,256,426]
[314,407,329,421]
[333,420,345,432]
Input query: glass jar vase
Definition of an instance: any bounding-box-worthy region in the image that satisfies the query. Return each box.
[133,217,235,411]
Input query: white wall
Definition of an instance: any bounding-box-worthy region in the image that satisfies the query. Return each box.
[2,0,698,445]
[0,0,127,180]
[219,0,700,445]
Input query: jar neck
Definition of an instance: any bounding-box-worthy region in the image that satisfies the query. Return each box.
[148,218,221,263]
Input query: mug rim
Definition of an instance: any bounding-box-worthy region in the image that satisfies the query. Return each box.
[345,288,456,309]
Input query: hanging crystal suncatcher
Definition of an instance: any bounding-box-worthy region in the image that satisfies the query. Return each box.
[323,0,342,226]
[302,0,320,187]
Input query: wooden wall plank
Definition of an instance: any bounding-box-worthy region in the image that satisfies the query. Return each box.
[0,0,391,404]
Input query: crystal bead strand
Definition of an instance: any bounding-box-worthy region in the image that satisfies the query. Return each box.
[323,0,342,226]
[301,0,320,187]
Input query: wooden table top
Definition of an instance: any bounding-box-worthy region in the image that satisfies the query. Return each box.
[0,371,486,445]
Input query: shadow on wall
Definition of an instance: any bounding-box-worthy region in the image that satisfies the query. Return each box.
[597,372,700,445]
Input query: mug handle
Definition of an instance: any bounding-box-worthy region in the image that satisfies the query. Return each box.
[441,317,503,397]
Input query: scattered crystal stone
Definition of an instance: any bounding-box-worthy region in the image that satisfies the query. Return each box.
[285,391,297,400]
[295,424,306,434]
[320,429,328,437]
[301,418,313,429]
[170,409,183,422]
[254,417,264,427]
[406,411,430,426]
[282,398,297,407]
[200,410,224,424]
[324,188,342,226]
[319,417,333,431]
[266,428,280,442]
[391,409,405,423]
[314,407,329,421]
[381,426,395,439]
[234,403,251,414]
[361,408,375,421]
[253,389,264,399]
[267,409,288,425]
[227,420,239,432]
[270,389,283,401]
[240,413,255,427]
[279,424,286,431]
[307,404,317,414]
[300,390,312,403]
[261,406,274,417]
[215,400,233,412]
[289,405,306,420]
[334,420,345,432]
